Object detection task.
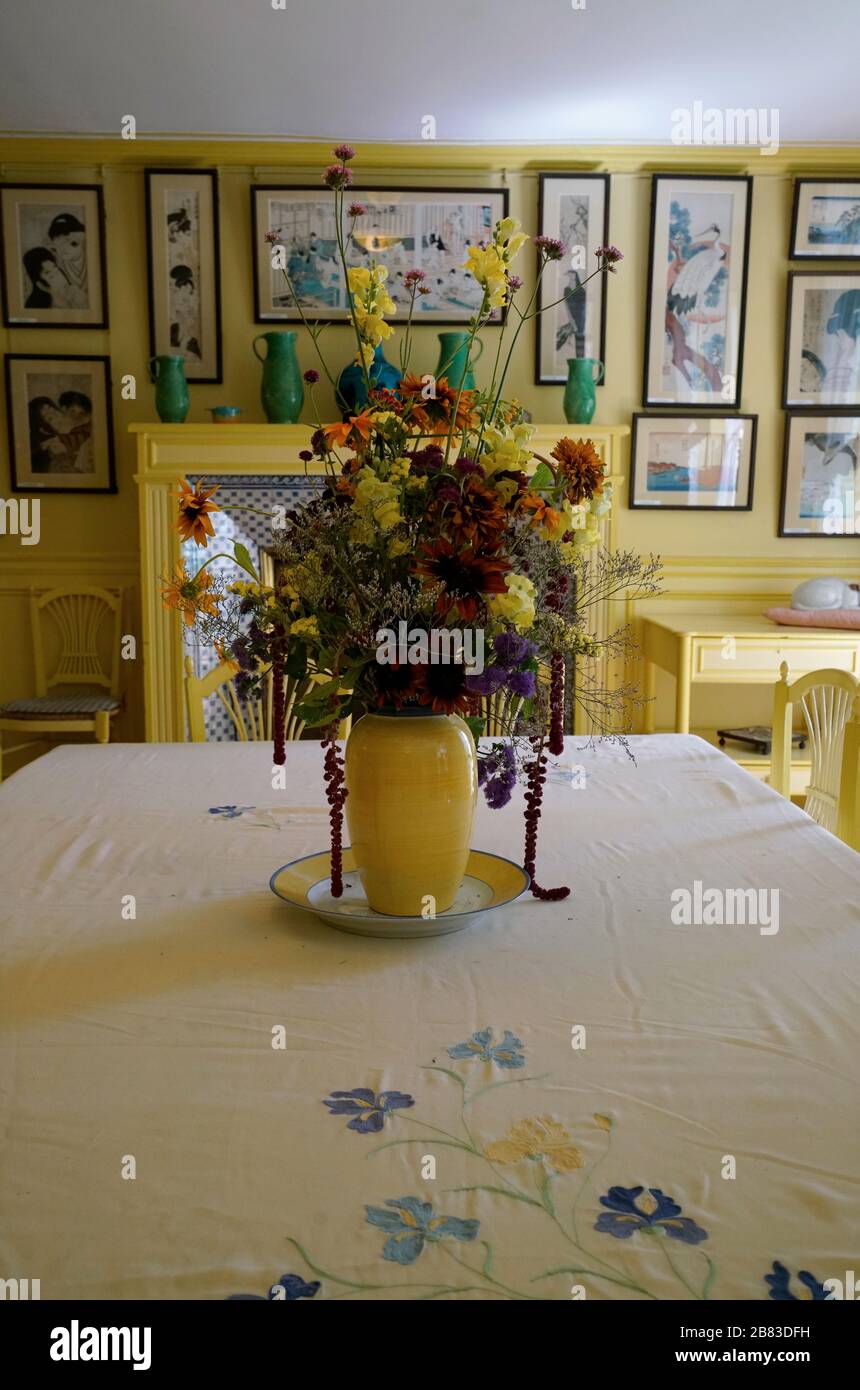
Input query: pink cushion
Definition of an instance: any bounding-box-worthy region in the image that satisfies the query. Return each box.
[764,607,860,630]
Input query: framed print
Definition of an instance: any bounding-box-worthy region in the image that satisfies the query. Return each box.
[630,413,756,511]
[643,175,752,409]
[783,271,860,408]
[251,185,509,324]
[0,183,108,328]
[780,412,860,537]
[4,354,116,494]
[790,180,860,260]
[145,169,222,383]
[535,173,609,384]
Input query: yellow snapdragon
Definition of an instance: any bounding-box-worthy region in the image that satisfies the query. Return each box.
[463,216,529,310]
[487,573,536,630]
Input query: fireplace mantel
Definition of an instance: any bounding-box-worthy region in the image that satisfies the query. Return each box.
[132,422,629,741]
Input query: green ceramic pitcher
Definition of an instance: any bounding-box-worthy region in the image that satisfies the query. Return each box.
[434,331,483,392]
[149,355,189,424]
[253,331,304,423]
[563,357,604,424]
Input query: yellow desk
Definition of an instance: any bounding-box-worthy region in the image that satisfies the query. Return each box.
[641,612,860,735]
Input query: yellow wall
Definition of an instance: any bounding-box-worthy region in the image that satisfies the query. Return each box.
[2,137,859,751]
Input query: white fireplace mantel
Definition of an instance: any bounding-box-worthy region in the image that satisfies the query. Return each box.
[132,422,629,741]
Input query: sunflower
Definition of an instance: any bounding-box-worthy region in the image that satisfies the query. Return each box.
[413,539,510,620]
[550,438,605,505]
[413,661,472,715]
[372,661,422,710]
[432,475,509,548]
[161,565,220,627]
[174,479,221,547]
[400,375,477,434]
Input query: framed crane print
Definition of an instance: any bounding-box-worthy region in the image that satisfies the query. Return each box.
[145,169,222,382]
[535,173,609,384]
[783,271,860,408]
[643,175,752,410]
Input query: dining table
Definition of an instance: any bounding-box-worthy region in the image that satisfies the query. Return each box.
[0,733,858,1303]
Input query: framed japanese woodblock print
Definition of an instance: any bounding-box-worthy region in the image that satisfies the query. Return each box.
[145,169,222,383]
[630,413,757,511]
[0,183,108,328]
[644,175,752,409]
[5,354,116,494]
[790,180,860,260]
[780,412,860,537]
[783,271,860,408]
[535,173,609,384]
[251,185,509,323]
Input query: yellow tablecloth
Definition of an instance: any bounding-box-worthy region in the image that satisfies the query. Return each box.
[0,736,857,1301]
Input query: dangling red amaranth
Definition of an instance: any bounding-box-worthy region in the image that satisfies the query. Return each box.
[523,734,570,901]
[322,721,348,897]
[548,650,565,757]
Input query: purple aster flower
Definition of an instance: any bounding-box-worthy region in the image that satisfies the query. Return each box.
[477,743,517,809]
[492,631,529,665]
[332,143,356,162]
[534,235,567,261]
[466,664,506,697]
[506,273,523,291]
[348,201,367,217]
[409,444,445,474]
[303,369,320,385]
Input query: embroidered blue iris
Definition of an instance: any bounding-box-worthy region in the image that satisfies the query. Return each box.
[323,1087,414,1133]
[764,1261,830,1301]
[208,805,255,819]
[595,1186,709,1244]
[227,1273,320,1300]
[447,1027,525,1069]
[365,1196,479,1265]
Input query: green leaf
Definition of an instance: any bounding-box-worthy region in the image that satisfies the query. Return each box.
[465,715,485,743]
[285,641,307,678]
[233,542,259,581]
[530,461,554,490]
[421,1065,466,1090]
[481,1242,495,1278]
[445,1184,541,1208]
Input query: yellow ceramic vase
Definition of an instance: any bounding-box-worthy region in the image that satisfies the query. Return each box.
[345,711,478,916]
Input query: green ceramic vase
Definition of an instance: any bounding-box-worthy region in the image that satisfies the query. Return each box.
[563,357,604,424]
[149,355,189,424]
[435,331,483,391]
[253,331,304,423]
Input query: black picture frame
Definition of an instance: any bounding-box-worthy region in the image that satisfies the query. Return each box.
[4,353,117,494]
[782,269,860,409]
[0,182,109,330]
[629,411,757,512]
[144,168,223,384]
[779,410,860,538]
[251,184,510,325]
[643,173,753,411]
[789,179,860,261]
[534,172,610,386]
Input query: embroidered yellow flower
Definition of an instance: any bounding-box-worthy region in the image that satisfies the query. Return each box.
[485,1116,583,1174]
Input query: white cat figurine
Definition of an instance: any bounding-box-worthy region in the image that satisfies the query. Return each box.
[791,577,860,611]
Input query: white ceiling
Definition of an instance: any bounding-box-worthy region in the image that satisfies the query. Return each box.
[1,0,858,145]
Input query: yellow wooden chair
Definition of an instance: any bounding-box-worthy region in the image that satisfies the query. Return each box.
[184,656,351,743]
[0,586,123,781]
[836,693,860,851]
[771,661,860,834]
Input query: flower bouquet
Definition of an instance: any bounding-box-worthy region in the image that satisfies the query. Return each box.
[167,145,658,916]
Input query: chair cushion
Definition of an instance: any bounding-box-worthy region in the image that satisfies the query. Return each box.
[764,607,860,630]
[0,694,120,718]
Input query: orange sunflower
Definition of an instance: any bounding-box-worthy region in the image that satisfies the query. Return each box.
[413,539,510,620]
[400,375,477,435]
[174,479,221,547]
[550,438,605,505]
[520,492,563,533]
[161,565,220,627]
[433,476,509,548]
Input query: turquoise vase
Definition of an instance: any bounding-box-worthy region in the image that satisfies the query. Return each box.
[253,331,304,423]
[336,343,401,415]
[149,355,189,424]
[435,331,483,391]
[563,357,604,424]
